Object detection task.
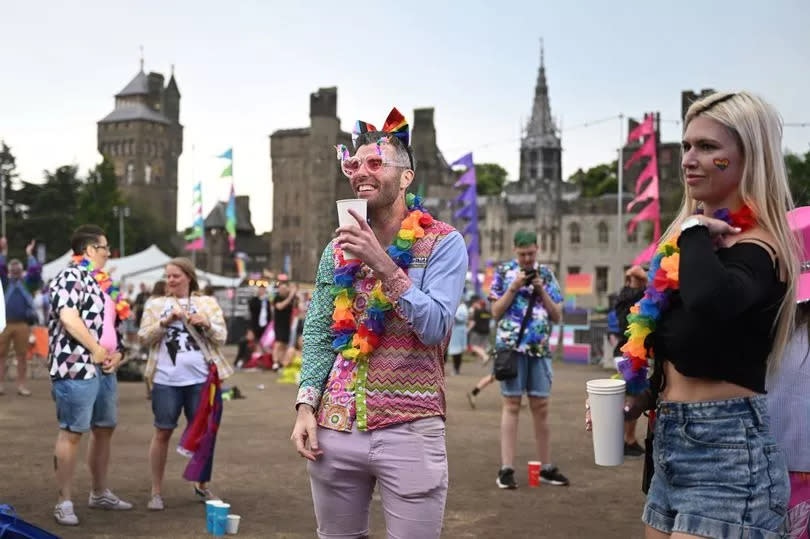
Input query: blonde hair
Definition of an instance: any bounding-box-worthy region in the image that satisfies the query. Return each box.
[166,257,200,294]
[664,91,799,372]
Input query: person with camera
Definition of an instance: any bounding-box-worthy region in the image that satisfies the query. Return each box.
[489,229,566,489]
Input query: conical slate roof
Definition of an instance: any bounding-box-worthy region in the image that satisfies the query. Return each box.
[116,70,149,97]
[99,103,170,124]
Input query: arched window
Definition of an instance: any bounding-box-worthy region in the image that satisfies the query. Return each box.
[126,163,135,185]
[144,164,152,184]
[569,223,580,245]
[597,222,609,244]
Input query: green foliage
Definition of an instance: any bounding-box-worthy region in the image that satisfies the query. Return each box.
[0,145,178,261]
[76,158,124,248]
[567,161,618,198]
[787,150,810,207]
[16,165,82,261]
[474,163,508,196]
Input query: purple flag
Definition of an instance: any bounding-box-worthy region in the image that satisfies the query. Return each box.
[451,152,481,295]
[454,169,476,188]
[451,153,475,169]
[454,204,476,220]
[455,187,477,205]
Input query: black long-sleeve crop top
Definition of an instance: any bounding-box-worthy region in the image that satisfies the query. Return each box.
[651,226,787,393]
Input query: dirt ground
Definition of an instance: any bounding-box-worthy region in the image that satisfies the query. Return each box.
[1,352,649,538]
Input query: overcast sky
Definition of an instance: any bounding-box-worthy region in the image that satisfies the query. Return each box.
[3,0,809,234]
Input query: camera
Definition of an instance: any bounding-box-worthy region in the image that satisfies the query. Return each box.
[524,269,537,281]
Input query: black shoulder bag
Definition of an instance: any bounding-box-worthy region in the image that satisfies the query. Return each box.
[493,292,537,381]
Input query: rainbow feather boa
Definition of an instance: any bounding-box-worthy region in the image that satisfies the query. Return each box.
[618,206,756,394]
[72,256,132,320]
[331,193,433,362]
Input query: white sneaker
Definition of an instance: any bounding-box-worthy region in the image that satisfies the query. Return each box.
[88,489,133,510]
[54,500,79,526]
[147,494,164,511]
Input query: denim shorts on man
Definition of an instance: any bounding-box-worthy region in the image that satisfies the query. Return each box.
[643,396,789,538]
[499,352,553,398]
[51,374,118,433]
[151,382,204,430]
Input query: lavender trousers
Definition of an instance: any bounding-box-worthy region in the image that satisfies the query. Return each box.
[307,416,449,539]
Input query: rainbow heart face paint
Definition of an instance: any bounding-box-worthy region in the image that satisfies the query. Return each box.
[714,158,729,171]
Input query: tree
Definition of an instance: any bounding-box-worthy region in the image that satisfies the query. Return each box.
[125,201,177,256]
[474,163,508,196]
[0,142,28,253]
[75,158,124,251]
[787,150,810,207]
[568,160,618,198]
[16,165,82,259]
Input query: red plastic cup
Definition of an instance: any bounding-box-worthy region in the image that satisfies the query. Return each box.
[528,461,542,487]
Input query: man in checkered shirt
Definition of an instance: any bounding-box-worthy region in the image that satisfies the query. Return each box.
[48,225,132,526]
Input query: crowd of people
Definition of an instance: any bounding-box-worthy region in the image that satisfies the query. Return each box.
[1,92,807,538]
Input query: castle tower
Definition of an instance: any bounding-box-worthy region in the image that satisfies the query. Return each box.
[97,60,183,231]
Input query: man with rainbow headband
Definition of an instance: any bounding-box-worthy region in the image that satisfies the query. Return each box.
[291,108,467,538]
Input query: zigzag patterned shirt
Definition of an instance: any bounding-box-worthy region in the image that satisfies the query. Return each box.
[296,223,467,431]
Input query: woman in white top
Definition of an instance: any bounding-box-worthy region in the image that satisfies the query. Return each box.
[138,258,232,511]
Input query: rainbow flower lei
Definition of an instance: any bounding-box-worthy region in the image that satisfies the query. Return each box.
[331,193,433,363]
[618,205,756,394]
[72,256,132,320]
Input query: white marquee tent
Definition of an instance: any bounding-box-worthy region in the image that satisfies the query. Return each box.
[42,245,241,288]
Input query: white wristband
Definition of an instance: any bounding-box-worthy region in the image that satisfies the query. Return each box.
[680,217,707,233]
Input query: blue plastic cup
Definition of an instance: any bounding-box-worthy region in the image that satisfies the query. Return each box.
[206,501,223,533]
[212,503,230,536]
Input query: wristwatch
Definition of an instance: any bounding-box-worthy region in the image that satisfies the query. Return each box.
[680,217,707,233]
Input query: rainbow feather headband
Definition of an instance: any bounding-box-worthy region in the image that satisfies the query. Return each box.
[351,107,410,149]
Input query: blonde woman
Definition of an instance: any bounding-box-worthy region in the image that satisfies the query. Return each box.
[607,92,797,538]
[138,258,233,511]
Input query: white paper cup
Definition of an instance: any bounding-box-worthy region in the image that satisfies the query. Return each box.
[336,198,367,260]
[586,378,626,466]
[226,514,241,535]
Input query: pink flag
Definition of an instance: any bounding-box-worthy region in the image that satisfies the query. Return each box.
[185,238,204,251]
[628,198,660,236]
[632,240,658,265]
[627,175,659,211]
[627,115,654,144]
[634,155,659,195]
[624,136,656,170]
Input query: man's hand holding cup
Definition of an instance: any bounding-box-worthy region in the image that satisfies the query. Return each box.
[335,209,398,279]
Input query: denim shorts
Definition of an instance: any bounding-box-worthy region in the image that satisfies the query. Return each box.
[151,382,204,430]
[51,374,118,433]
[499,353,552,398]
[643,396,789,538]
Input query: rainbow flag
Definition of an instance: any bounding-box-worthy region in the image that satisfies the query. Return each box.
[217,147,236,252]
[185,181,205,251]
[565,273,593,296]
[226,183,236,252]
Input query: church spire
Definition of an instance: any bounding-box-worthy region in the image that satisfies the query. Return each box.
[139,45,144,72]
[526,38,556,139]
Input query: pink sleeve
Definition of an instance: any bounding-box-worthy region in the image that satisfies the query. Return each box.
[99,295,119,354]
